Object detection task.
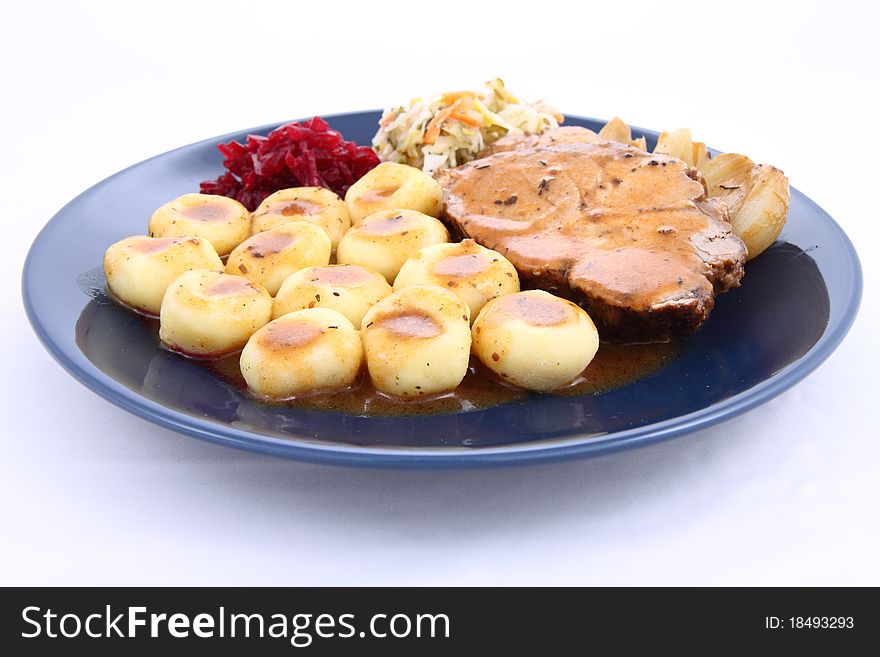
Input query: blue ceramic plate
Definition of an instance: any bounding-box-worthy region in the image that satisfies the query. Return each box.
[22,112,862,467]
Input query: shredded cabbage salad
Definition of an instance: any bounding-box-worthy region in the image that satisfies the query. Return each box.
[372,79,563,175]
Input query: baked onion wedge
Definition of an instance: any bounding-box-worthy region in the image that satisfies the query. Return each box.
[702,153,790,259]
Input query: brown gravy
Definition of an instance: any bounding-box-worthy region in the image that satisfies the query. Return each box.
[262,320,322,350]
[309,265,373,285]
[495,293,572,326]
[131,301,679,416]
[432,253,490,277]
[359,186,399,203]
[374,311,443,339]
[245,231,296,257]
[277,200,321,216]
[204,275,258,297]
[180,203,229,222]
[438,141,748,341]
[359,213,411,235]
[195,337,679,417]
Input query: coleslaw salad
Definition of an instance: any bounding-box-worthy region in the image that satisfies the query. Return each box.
[372,79,563,175]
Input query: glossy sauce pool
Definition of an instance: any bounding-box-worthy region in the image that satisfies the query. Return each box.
[196,334,680,417]
[93,295,680,417]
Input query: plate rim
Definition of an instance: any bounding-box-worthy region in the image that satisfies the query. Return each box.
[21,111,864,468]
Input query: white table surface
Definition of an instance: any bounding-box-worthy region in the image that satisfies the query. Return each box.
[2,0,877,586]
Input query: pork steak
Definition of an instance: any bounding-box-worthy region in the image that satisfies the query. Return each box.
[480,125,601,157]
[437,141,747,341]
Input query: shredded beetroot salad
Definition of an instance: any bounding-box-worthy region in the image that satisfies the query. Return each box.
[200,117,380,211]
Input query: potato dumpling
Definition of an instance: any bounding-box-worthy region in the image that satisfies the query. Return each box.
[472,290,599,392]
[344,162,444,224]
[394,239,520,321]
[159,269,272,357]
[250,187,350,248]
[273,264,392,328]
[103,235,222,316]
[148,193,250,256]
[240,308,363,399]
[336,209,449,283]
[361,285,471,397]
[225,222,331,295]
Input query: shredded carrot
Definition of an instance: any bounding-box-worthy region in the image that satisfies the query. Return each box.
[423,100,462,144]
[379,112,396,129]
[457,95,475,112]
[440,91,476,105]
[450,111,481,127]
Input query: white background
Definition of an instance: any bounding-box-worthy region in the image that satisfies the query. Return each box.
[2,0,877,585]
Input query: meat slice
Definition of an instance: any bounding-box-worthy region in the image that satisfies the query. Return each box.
[437,141,747,341]
[480,126,601,157]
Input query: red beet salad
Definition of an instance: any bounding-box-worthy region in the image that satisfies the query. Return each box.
[200,117,380,211]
